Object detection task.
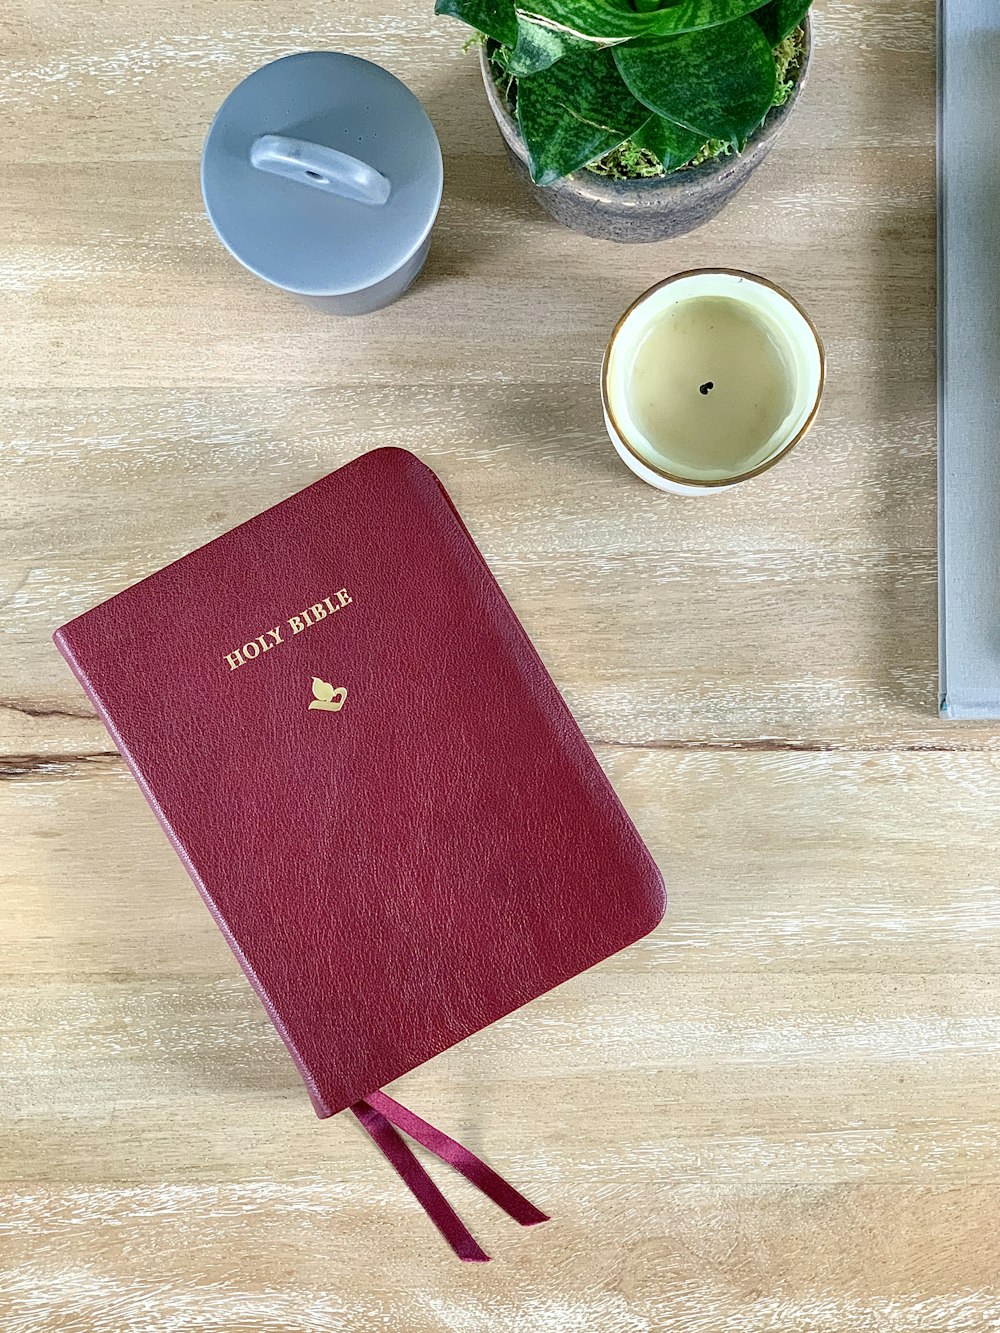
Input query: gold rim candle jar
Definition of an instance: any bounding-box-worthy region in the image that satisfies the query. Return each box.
[602,269,825,496]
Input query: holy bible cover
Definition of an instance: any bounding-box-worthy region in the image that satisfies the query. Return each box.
[54,448,664,1254]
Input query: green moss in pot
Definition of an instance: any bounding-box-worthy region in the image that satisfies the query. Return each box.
[436,0,814,242]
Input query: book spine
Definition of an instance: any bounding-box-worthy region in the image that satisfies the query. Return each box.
[52,625,333,1118]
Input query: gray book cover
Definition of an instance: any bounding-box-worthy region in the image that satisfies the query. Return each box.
[938,0,1000,717]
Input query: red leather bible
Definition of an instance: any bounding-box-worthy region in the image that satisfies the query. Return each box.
[54,447,665,1259]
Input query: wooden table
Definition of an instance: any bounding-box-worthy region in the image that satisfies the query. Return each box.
[5,2,993,1329]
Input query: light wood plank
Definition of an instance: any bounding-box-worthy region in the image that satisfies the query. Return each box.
[4,751,1000,1329]
[0,0,945,747]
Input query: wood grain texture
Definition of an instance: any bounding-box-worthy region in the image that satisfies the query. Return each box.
[5,1,996,1329]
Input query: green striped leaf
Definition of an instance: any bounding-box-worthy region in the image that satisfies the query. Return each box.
[614,17,777,141]
[752,0,812,45]
[514,0,769,42]
[631,116,704,169]
[516,46,650,184]
[502,14,605,76]
[435,0,518,46]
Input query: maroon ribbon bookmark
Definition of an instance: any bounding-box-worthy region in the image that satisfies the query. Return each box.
[350,1092,549,1261]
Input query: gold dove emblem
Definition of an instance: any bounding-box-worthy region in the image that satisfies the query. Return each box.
[308,677,347,713]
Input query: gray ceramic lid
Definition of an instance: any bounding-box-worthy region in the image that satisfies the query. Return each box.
[201,52,443,297]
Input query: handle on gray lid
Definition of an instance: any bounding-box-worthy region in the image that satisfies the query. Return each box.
[249,134,391,206]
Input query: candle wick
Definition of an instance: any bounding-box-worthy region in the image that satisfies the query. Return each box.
[699,381,714,395]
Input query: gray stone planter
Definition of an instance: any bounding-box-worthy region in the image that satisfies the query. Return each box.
[478,21,811,243]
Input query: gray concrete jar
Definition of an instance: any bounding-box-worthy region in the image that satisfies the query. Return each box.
[478,20,811,244]
[202,52,443,314]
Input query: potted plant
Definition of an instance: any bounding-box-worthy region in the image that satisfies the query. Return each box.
[436,0,813,242]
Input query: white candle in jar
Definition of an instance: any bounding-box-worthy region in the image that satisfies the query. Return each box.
[602,270,825,495]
